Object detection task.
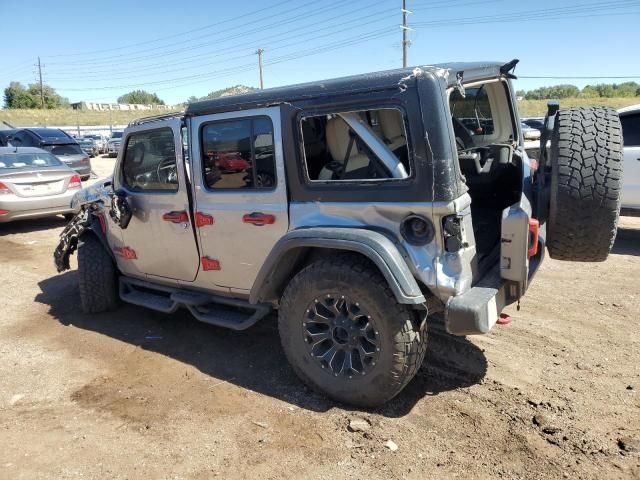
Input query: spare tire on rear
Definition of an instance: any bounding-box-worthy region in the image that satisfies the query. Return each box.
[546,107,623,261]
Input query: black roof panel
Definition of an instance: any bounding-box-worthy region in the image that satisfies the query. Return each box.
[185,62,505,117]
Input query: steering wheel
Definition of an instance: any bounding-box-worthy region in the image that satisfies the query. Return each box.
[156,157,178,184]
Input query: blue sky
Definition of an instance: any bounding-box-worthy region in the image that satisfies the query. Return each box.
[1,0,639,105]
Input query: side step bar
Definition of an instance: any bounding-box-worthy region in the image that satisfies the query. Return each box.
[119,277,271,331]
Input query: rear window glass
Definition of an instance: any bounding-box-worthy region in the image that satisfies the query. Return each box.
[43,144,83,156]
[111,132,123,139]
[301,108,410,182]
[0,152,63,168]
[450,85,495,137]
[29,128,69,139]
[621,113,640,147]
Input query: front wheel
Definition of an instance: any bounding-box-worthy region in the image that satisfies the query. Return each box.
[77,234,119,313]
[278,254,427,407]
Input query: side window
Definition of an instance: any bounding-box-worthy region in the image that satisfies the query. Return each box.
[301,108,410,182]
[201,116,276,190]
[122,128,178,192]
[450,85,495,141]
[621,113,640,147]
[13,131,29,146]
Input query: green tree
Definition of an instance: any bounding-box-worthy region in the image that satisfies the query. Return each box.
[3,81,68,109]
[117,90,165,105]
[4,82,37,108]
[524,84,580,100]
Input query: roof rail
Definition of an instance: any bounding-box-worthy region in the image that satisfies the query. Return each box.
[128,111,184,127]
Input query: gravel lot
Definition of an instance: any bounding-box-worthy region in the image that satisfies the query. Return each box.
[0,155,638,479]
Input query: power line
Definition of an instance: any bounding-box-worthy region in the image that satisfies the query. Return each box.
[43,3,395,80]
[45,0,300,58]
[46,0,366,67]
[412,0,640,27]
[57,27,397,94]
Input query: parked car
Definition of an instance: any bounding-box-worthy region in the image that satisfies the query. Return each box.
[0,147,81,223]
[618,104,640,210]
[84,134,107,154]
[522,117,545,132]
[521,121,541,140]
[107,131,123,158]
[77,138,98,157]
[55,60,622,407]
[9,128,91,180]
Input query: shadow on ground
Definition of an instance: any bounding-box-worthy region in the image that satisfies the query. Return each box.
[612,227,640,256]
[36,271,487,417]
[0,216,67,236]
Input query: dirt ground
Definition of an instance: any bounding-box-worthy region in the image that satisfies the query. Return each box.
[0,156,638,479]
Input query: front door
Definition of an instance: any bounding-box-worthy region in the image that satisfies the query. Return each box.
[113,118,200,282]
[190,107,288,291]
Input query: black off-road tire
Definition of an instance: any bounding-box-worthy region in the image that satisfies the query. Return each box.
[279,254,427,407]
[77,234,119,313]
[547,107,623,261]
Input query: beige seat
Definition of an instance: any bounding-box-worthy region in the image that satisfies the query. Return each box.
[378,109,406,151]
[319,116,370,180]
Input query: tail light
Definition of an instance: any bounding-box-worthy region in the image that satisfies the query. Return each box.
[0,182,10,195]
[0,209,9,215]
[68,175,82,189]
[81,156,90,164]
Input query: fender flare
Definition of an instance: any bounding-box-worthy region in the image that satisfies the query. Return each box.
[85,217,116,262]
[249,227,426,306]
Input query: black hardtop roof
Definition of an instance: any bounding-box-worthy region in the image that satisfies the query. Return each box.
[185,61,507,117]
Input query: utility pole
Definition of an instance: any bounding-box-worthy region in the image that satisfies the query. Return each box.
[401,1,412,68]
[256,48,264,90]
[37,56,45,108]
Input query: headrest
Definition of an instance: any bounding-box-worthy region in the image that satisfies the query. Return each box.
[325,116,354,162]
[378,109,405,144]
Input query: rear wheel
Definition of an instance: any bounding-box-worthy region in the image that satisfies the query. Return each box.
[278,254,427,407]
[546,107,623,261]
[77,234,119,313]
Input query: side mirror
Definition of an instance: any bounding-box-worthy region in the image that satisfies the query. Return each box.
[109,189,132,229]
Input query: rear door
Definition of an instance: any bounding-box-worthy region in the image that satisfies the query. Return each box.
[113,118,200,282]
[620,112,640,209]
[189,107,288,291]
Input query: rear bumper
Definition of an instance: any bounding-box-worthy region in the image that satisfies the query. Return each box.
[0,191,77,223]
[445,237,545,335]
[70,164,91,177]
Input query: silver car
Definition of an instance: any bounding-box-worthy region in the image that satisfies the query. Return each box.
[107,131,123,157]
[0,147,80,223]
[43,142,92,180]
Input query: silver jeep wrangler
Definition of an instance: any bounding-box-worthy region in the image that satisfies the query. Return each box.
[54,60,623,407]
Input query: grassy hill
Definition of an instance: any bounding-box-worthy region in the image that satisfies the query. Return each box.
[2,97,638,127]
[517,96,639,117]
[0,108,183,127]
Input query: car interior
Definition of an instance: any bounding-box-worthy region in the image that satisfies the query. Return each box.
[121,129,178,191]
[449,80,522,267]
[300,108,410,182]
